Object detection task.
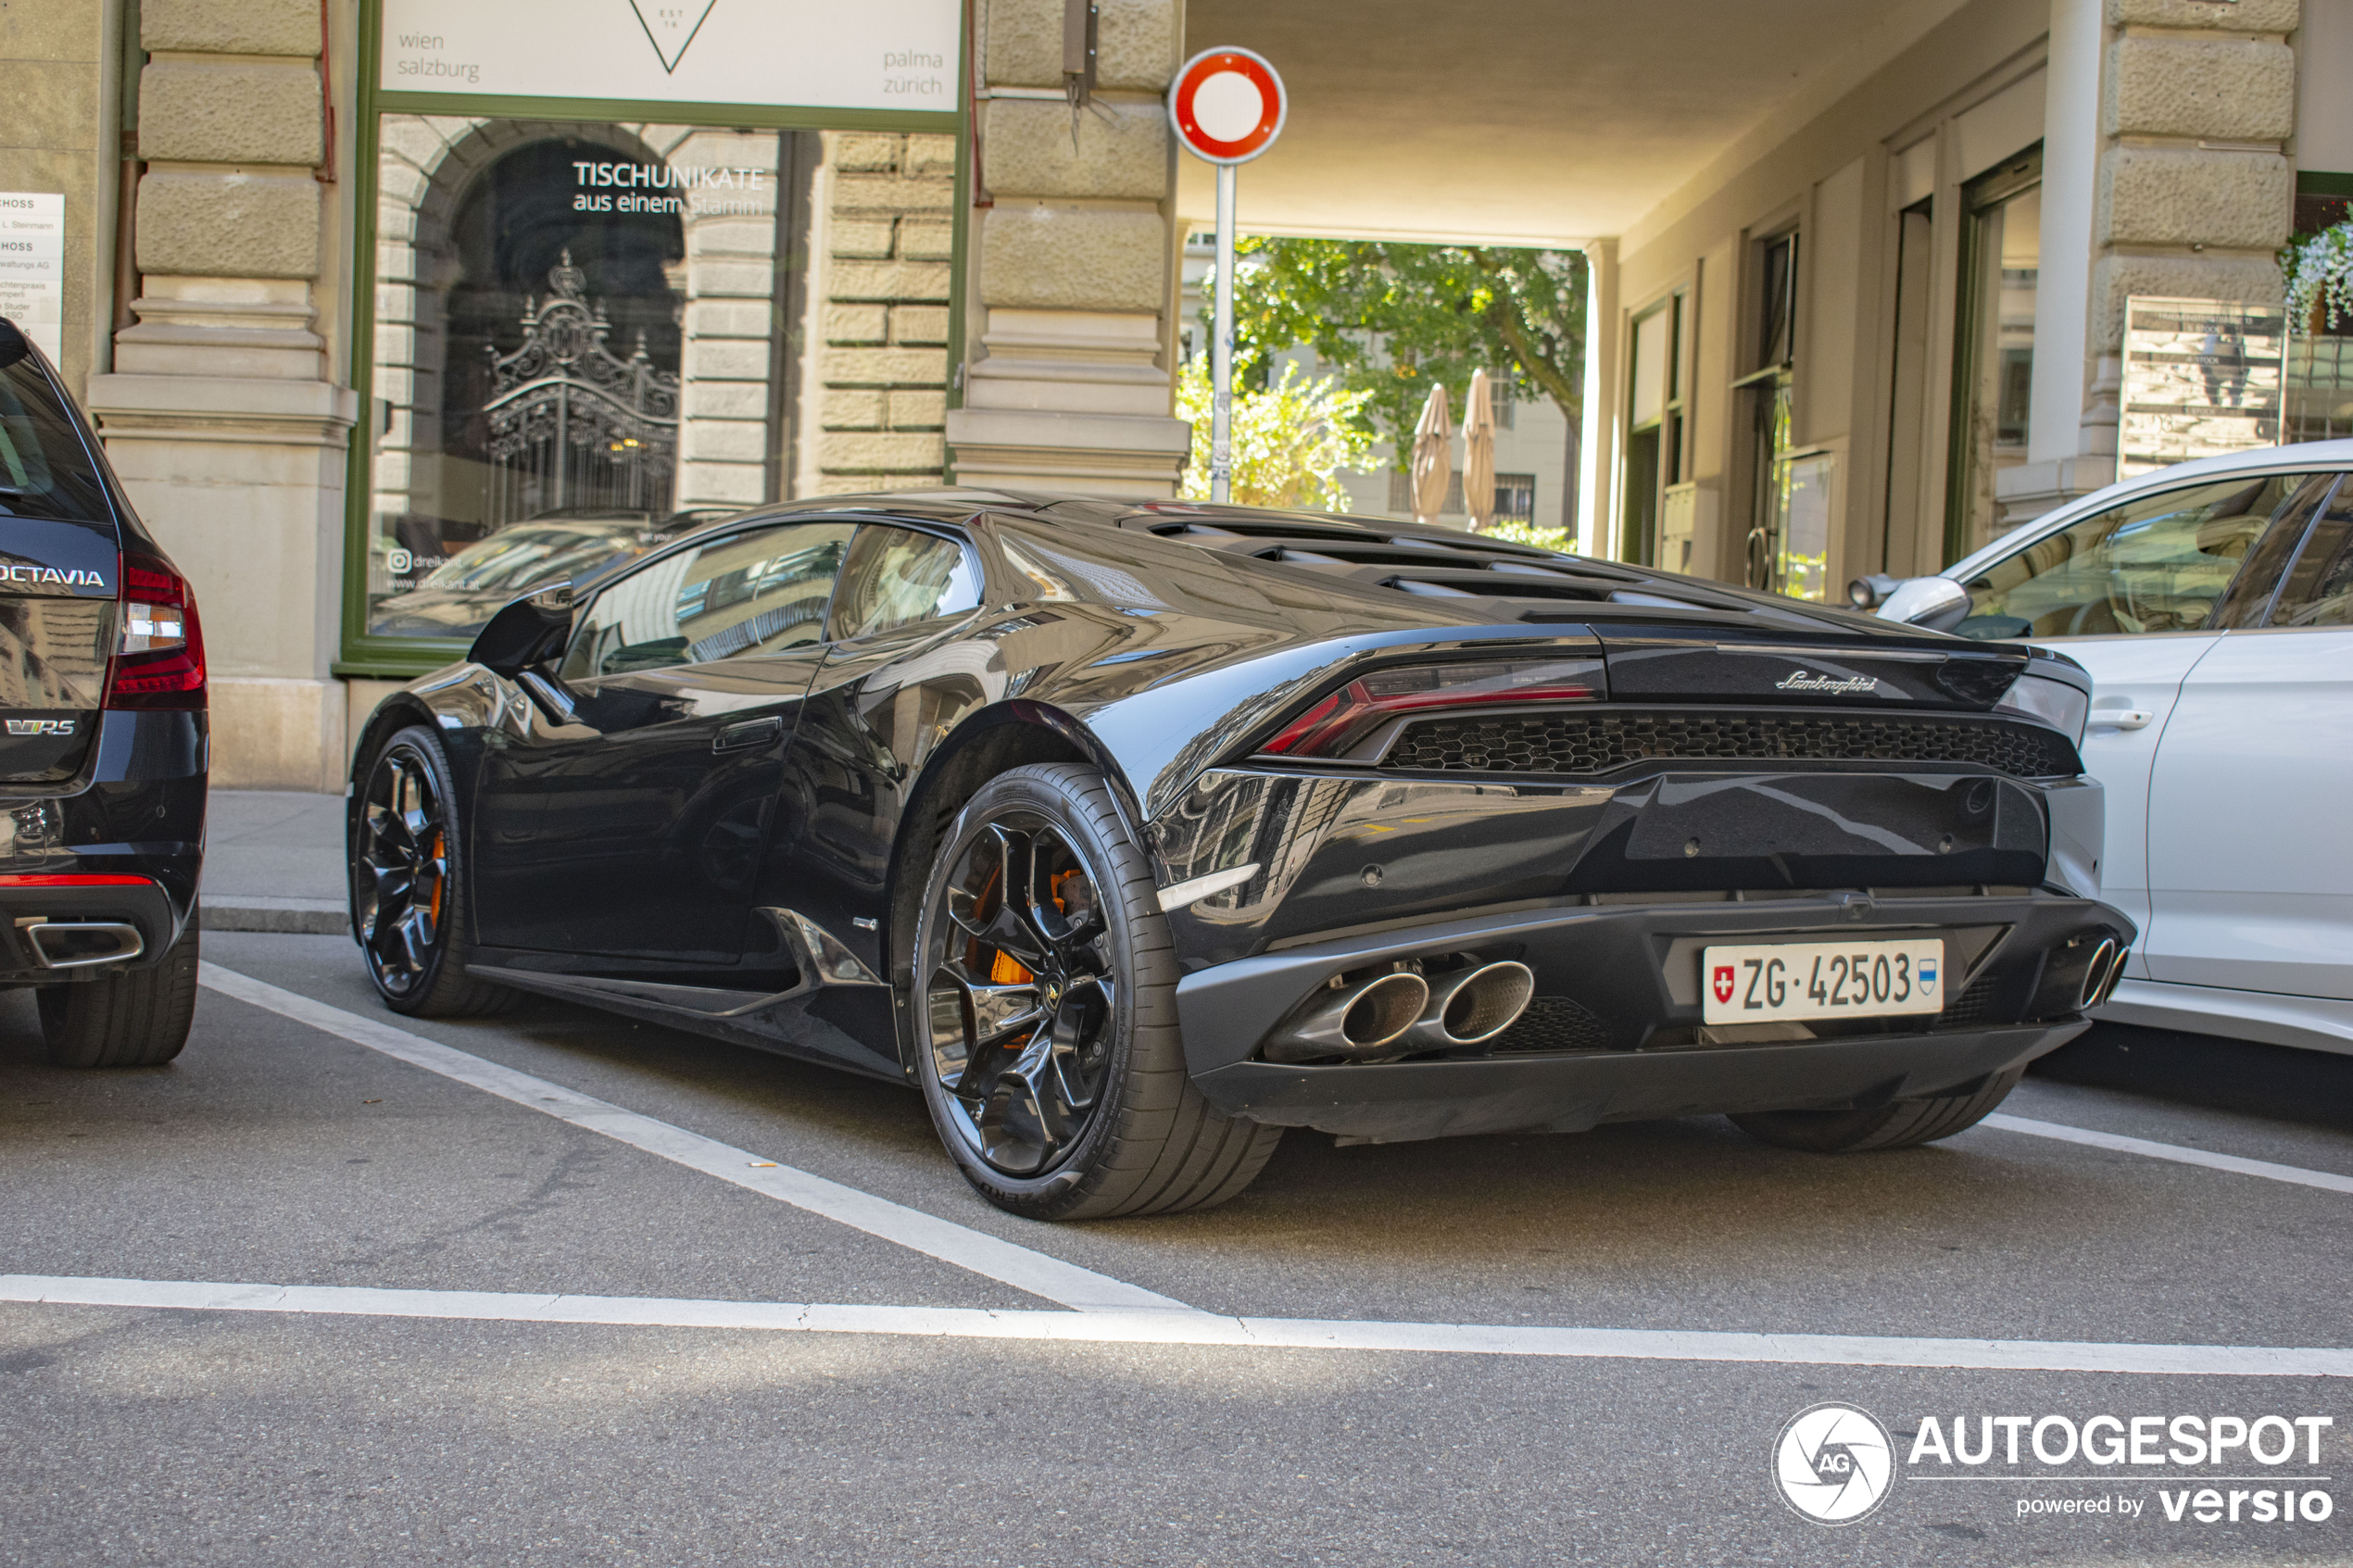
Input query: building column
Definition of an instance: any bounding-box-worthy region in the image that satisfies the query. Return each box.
[1577,238,1620,557]
[945,0,1190,496]
[84,0,354,791]
[1999,0,2297,525]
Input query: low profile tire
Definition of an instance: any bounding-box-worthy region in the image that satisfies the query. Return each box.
[1731,1068,2025,1153]
[353,724,512,1019]
[912,762,1283,1221]
[39,908,200,1068]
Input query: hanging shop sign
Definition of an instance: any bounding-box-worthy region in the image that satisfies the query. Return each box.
[2118,296,2286,478]
[0,194,65,365]
[377,0,960,111]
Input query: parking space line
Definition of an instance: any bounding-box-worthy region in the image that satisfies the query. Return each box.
[1981,1112,2353,1195]
[196,963,1193,1316]
[6,1273,2350,1377]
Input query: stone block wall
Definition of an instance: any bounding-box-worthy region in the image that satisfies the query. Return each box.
[2091,0,2297,353]
[807,131,956,494]
[86,0,355,791]
[943,0,1189,496]
[1999,0,2301,526]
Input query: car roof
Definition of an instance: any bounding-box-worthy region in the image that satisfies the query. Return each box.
[1940,439,2353,582]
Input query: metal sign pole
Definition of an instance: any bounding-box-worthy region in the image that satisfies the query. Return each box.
[1212,161,1237,504]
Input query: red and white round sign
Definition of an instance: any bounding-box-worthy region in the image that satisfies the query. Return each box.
[1167,47,1287,165]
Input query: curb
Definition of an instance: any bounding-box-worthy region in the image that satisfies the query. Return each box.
[202,897,346,936]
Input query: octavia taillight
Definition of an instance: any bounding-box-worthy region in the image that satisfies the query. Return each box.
[1259,657,1606,759]
[105,552,206,709]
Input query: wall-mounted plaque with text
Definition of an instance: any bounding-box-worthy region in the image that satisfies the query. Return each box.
[2119,296,2285,478]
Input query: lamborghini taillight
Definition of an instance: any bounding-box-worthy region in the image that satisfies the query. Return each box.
[104,551,207,709]
[1259,657,1605,759]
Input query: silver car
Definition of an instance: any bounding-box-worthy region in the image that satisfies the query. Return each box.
[1863,439,2353,1058]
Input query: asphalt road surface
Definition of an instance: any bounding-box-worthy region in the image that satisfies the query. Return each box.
[5,929,2350,1566]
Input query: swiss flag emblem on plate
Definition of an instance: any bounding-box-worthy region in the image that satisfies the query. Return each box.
[1711,964,1736,1005]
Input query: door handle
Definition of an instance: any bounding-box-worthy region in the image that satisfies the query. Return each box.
[2089,709,2154,731]
[712,715,783,753]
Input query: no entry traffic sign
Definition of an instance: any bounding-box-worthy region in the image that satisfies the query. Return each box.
[1168,47,1286,165]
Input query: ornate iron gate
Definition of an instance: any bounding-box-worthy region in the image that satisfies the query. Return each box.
[484,252,680,526]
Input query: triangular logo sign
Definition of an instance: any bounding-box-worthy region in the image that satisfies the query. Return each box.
[627,0,717,74]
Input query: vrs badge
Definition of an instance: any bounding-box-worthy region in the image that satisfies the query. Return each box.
[5,719,75,736]
[1774,1402,1895,1525]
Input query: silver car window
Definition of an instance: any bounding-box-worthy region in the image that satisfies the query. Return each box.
[1952,474,2309,639]
[560,521,856,678]
[2268,485,2353,628]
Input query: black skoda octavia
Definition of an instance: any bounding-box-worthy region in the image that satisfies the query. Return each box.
[0,318,206,1066]
[348,490,2130,1219]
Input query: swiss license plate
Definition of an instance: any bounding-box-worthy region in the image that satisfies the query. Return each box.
[1700,940,1946,1024]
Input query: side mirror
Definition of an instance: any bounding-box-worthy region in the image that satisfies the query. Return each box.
[1872,575,1972,633]
[0,319,30,370]
[469,584,575,679]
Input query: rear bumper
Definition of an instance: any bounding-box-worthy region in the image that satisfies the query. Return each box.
[0,877,182,979]
[1174,890,2131,1142]
[0,709,207,981]
[1194,1022,2083,1142]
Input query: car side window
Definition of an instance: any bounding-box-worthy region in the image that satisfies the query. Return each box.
[560,521,856,678]
[2267,486,2353,628]
[1953,473,2312,640]
[824,525,981,642]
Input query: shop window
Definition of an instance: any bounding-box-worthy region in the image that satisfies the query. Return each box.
[363,119,819,643]
[1739,233,1812,594]
[1946,144,2042,564]
[1880,196,1935,578]
[344,6,963,671]
[1621,293,1685,566]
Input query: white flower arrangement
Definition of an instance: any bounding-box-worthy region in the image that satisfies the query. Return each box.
[2281,220,2353,332]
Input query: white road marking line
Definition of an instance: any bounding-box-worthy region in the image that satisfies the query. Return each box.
[1982,1112,2353,1196]
[195,963,1191,1316]
[6,1274,2350,1377]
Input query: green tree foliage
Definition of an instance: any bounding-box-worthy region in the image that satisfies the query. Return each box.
[1176,358,1376,510]
[1220,240,1588,464]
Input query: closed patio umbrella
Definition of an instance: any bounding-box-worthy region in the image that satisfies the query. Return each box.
[1462,369,1497,531]
[1409,383,1453,526]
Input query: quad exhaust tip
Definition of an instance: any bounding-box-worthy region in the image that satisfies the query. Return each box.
[2081,937,2126,1010]
[1263,957,1538,1063]
[1262,970,1429,1063]
[1407,960,1536,1049]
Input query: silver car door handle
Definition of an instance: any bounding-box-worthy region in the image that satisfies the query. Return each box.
[712,715,784,753]
[2089,709,2154,730]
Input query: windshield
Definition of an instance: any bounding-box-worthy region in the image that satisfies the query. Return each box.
[0,358,112,525]
[416,524,647,593]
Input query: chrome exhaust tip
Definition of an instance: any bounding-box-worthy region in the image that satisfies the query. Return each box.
[22,920,145,970]
[1406,960,1536,1047]
[2075,936,2120,1011]
[2085,939,2128,1009]
[1262,970,1431,1063]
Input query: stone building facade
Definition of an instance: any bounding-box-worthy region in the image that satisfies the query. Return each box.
[4,0,2345,791]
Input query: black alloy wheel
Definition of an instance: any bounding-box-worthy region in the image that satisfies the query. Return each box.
[353,726,510,1018]
[926,813,1116,1175]
[912,763,1282,1220]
